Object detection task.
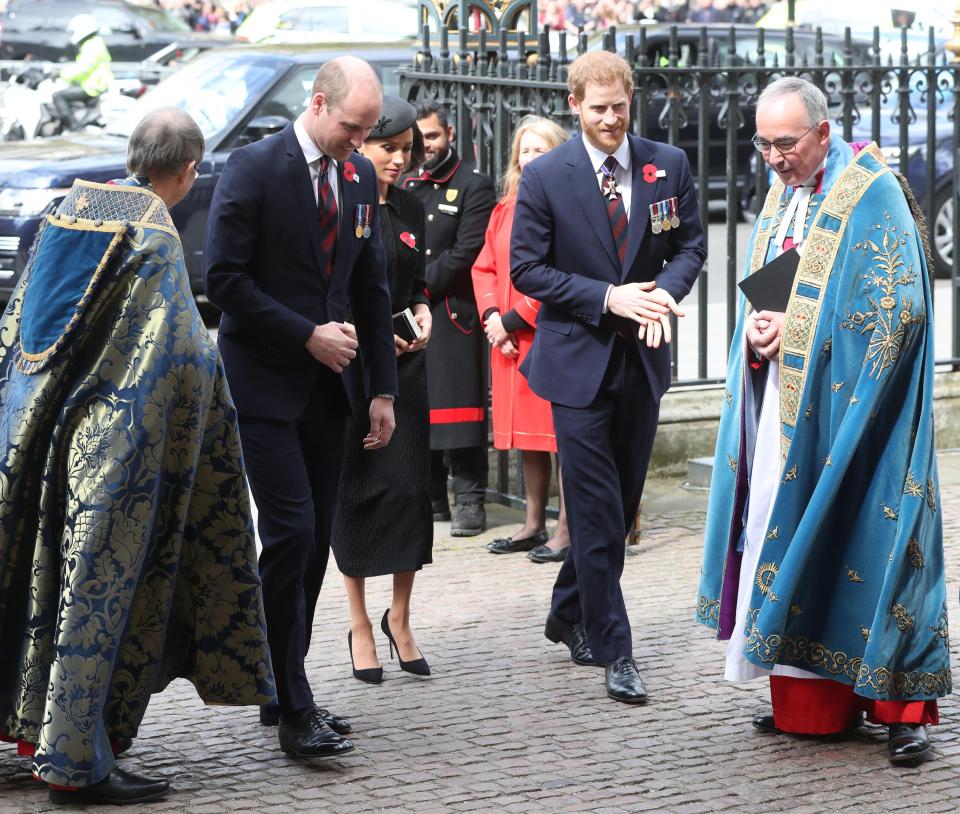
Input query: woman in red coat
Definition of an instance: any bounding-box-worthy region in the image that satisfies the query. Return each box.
[472,115,571,562]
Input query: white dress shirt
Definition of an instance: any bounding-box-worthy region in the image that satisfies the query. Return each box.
[582,132,633,218]
[294,116,339,216]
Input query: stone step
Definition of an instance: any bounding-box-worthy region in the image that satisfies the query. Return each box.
[686,456,714,490]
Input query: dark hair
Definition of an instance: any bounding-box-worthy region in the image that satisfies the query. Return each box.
[127,107,204,178]
[411,123,425,170]
[413,99,449,129]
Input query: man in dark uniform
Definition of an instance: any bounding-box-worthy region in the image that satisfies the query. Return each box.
[403,100,496,536]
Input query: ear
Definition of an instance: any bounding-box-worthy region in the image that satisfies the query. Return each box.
[311,92,326,115]
[568,93,581,116]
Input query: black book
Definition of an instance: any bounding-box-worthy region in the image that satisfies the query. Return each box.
[392,307,422,342]
[737,247,800,313]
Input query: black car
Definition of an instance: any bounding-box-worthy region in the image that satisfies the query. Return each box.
[0,0,231,62]
[0,43,412,301]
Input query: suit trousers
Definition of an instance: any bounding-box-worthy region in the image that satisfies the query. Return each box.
[549,339,659,664]
[238,383,348,714]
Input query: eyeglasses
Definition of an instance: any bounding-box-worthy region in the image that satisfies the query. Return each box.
[751,122,820,156]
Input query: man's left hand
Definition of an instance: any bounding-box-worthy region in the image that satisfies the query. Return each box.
[750,310,786,360]
[364,397,396,450]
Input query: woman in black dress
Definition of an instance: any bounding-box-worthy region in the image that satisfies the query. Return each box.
[332,97,433,683]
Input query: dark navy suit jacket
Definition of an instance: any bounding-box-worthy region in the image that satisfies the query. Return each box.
[511,134,706,407]
[204,123,397,420]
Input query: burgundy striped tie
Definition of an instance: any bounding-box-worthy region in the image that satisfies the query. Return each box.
[317,155,337,276]
[602,156,628,265]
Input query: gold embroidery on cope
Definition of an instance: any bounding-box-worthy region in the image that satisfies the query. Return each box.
[847,567,865,583]
[744,610,951,696]
[782,465,798,483]
[727,455,738,472]
[789,604,802,617]
[926,478,937,514]
[904,471,923,498]
[697,595,720,623]
[860,626,871,641]
[831,381,845,393]
[881,504,898,521]
[766,526,779,541]
[755,563,779,595]
[892,602,914,632]
[841,218,925,378]
[907,538,925,568]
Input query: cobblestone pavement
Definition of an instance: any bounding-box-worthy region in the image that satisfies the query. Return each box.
[3,464,960,813]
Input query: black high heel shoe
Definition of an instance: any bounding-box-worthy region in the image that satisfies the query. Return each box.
[380,609,431,676]
[347,630,383,684]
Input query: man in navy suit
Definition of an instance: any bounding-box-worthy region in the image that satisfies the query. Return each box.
[511,51,705,703]
[204,56,398,757]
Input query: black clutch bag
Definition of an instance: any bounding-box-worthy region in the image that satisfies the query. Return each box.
[393,307,422,342]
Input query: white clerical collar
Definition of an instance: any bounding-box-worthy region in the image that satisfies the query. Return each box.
[582,132,631,174]
[294,116,330,168]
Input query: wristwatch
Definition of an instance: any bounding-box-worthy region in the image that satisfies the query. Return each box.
[374,394,396,401]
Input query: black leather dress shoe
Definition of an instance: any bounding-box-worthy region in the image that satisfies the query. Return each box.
[605,657,648,704]
[543,613,595,666]
[751,714,782,734]
[487,529,548,554]
[527,543,570,563]
[48,767,169,806]
[278,707,355,759]
[888,723,931,764]
[260,705,351,735]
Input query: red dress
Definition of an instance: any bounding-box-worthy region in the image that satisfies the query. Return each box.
[472,197,557,452]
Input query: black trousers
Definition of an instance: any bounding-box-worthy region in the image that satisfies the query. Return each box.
[238,385,348,714]
[429,446,488,505]
[549,341,659,665]
[51,86,94,129]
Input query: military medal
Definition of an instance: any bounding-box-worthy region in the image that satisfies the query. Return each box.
[649,201,663,234]
[601,170,621,200]
[354,204,372,239]
[669,196,680,229]
[661,200,672,231]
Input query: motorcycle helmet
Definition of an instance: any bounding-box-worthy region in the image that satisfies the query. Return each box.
[67,14,99,45]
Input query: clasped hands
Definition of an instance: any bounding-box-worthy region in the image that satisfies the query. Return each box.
[745,310,785,360]
[485,312,519,359]
[607,281,685,348]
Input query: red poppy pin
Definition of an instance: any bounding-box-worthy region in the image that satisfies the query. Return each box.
[400,231,418,251]
[642,163,658,184]
[343,161,360,183]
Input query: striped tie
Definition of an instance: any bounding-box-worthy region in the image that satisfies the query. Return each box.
[318,155,337,276]
[602,156,627,265]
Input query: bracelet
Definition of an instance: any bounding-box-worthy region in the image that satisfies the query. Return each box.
[374,393,396,401]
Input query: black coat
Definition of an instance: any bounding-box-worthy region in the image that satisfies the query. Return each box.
[403,149,496,448]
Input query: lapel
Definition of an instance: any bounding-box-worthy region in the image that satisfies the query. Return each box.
[568,139,620,274]
[621,134,658,278]
[282,124,329,286]
[334,156,361,281]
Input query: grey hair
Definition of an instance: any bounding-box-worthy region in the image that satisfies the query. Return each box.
[757,77,828,126]
[126,107,204,178]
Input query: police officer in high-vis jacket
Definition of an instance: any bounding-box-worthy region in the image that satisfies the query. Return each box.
[403,101,496,536]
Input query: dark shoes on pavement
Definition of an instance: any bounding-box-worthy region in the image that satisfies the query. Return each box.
[487,529,548,554]
[605,657,648,704]
[381,609,431,676]
[348,630,384,684]
[278,706,355,759]
[431,498,451,521]
[260,704,351,735]
[888,723,930,764]
[451,502,486,536]
[527,543,570,563]
[751,714,782,734]
[544,613,595,666]
[48,767,169,806]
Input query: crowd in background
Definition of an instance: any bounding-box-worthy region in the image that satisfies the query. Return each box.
[154,0,256,33]
[542,0,771,32]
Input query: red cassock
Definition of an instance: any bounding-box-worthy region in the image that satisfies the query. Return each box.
[471,197,557,453]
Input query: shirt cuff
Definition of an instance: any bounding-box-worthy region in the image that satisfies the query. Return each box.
[500,308,531,334]
[602,284,613,314]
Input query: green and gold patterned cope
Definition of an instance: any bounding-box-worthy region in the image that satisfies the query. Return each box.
[0,179,276,787]
[697,138,950,700]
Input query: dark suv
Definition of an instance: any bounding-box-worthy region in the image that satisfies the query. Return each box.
[0,0,230,62]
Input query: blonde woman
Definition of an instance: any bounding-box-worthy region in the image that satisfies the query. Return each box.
[472,115,571,562]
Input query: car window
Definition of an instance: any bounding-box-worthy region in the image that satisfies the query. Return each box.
[254,66,316,122]
[278,6,350,31]
[107,54,281,141]
[4,5,83,32]
[358,2,419,38]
